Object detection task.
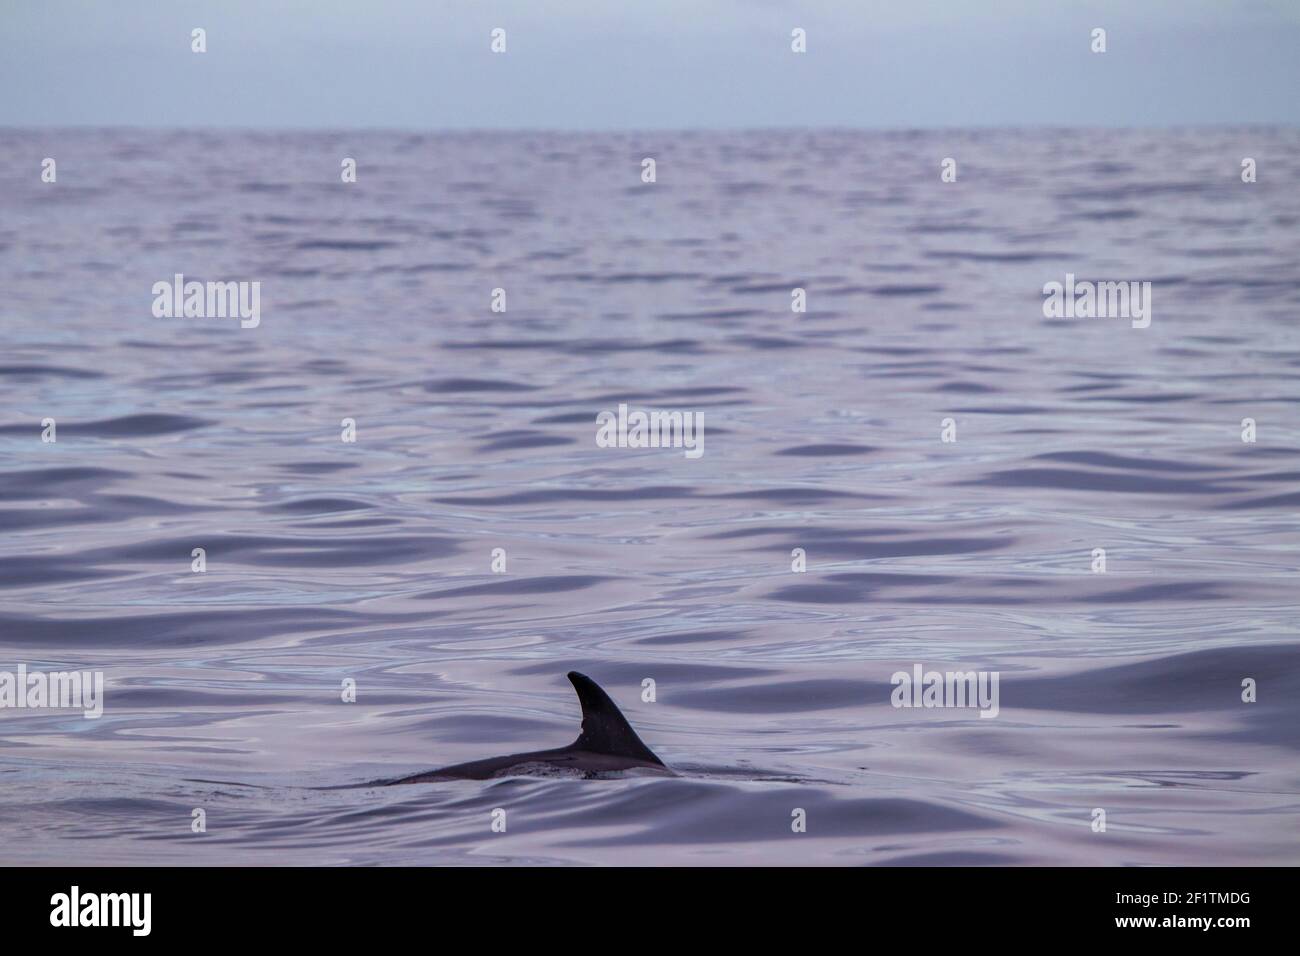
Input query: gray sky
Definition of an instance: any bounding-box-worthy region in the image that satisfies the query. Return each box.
[3,0,1298,129]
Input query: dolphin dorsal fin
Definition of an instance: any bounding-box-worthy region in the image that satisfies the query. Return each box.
[567,671,664,765]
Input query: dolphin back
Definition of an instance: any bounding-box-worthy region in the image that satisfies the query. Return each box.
[567,671,664,766]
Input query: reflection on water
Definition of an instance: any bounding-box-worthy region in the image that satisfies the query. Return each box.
[1,128,1298,864]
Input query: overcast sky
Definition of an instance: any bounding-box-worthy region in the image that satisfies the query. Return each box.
[3,0,1297,129]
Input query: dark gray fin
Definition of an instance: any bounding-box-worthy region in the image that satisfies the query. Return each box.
[567,671,664,766]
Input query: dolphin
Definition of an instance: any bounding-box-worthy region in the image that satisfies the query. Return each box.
[380,671,670,782]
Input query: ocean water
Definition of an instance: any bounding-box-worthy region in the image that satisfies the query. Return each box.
[1,127,1298,865]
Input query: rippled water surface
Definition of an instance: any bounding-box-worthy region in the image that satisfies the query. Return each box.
[1,128,1298,865]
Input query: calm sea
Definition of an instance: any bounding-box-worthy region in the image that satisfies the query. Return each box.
[1,127,1298,864]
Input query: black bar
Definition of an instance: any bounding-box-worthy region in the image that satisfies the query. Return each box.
[0,866,1283,941]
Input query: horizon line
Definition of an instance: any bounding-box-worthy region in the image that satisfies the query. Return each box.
[4,121,1298,135]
